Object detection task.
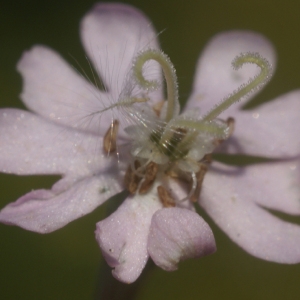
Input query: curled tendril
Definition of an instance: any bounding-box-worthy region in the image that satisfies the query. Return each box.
[203,52,273,122]
[132,49,179,122]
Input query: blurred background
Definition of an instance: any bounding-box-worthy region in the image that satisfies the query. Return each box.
[1,0,300,299]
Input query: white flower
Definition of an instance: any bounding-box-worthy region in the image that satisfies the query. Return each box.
[1,3,300,284]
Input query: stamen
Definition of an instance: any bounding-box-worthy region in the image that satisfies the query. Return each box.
[157,185,176,207]
[139,162,158,194]
[203,52,272,122]
[130,159,146,177]
[103,120,119,154]
[124,160,142,194]
[132,49,179,122]
[213,117,235,147]
[190,164,208,202]
[226,117,235,137]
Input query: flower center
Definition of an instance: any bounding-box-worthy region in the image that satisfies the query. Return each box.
[102,49,272,205]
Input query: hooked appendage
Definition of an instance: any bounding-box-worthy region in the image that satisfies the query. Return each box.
[103,49,272,204]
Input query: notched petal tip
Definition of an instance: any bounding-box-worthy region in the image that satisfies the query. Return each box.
[148,207,216,271]
[94,196,162,283]
[201,162,300,264]
[95,219,146,284]
[0,176,121,234]
[0,189,55,233]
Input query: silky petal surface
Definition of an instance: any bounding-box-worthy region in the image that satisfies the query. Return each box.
[95,192,162,283]
[218,91,300,157]
[185,31,276,116]
[237,160,300,215]
[0,109,109,176]
[148,207,216,271]
[200,162,300,263]
[17,46,113,136]
[0,175,122,233]
[80,3,163,105]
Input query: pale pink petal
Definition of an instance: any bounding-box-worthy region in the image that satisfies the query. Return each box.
[236,160,300,214]
[0,175,122,233]
[0,109,112,176]
[17,46,113,136]
[200,162,300,263]
[80,3,163,104]
[148,207,216,271]
[185,31,276,116]
[208,160,300,215]
[95,193,162,283]
[218,90,300,157]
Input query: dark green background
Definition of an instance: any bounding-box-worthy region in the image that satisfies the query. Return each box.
[1,0,300,299]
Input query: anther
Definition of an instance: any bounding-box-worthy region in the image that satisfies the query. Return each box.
[103,120,119,154]
[124,160,141,194]
[214,117,235,147]
[190,164,208,202]
[139,162,158,194]
[157,185,176,207]
[226,117,235,137]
